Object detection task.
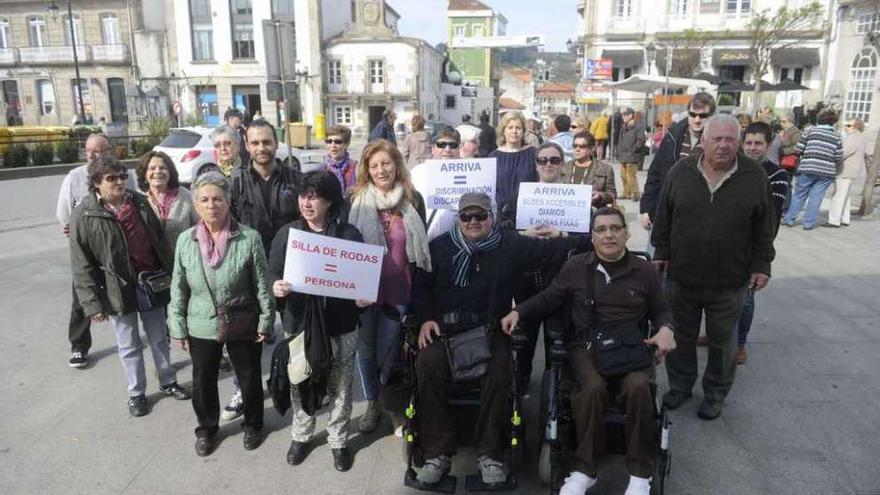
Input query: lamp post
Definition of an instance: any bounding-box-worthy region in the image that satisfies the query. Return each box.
[645,42,656,76]
[49,0,86,123]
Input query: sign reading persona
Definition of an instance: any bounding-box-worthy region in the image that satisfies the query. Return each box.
[515,182,593,233]
[421,158,497,210]
[283,229,385,301]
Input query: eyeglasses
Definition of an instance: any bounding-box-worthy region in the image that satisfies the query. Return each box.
[325,138,345,145]
[435,141,460,150]
[593,224,625,234]
[689,111,712,119]
[103,173,129,183]
[459,211,489,222]
[536,156,564,166]
[213,141,234,149]
[573,143,592,150]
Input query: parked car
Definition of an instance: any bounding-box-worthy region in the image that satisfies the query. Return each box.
[152,126,309,184]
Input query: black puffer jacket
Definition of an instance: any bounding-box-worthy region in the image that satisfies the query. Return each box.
[230,159,300,253]
[640,118,690,220]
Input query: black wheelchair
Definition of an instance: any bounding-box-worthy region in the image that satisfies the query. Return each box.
[392,315,529,493]
[536,321,672,494]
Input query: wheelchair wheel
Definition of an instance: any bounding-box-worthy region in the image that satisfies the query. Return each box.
[538,440,552,485]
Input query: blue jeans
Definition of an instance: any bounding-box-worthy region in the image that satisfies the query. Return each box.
[783,173,834,229]
[736,290,756,346]
[357,304,407,401]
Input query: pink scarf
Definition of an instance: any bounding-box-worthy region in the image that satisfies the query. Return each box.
[196,217,231,268]
[149,188,179,221]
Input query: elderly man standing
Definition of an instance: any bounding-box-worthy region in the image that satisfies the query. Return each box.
[56,133,136,368]
[617,108,647,200]
[652,115,775,420]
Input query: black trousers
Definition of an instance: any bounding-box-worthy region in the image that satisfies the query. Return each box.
[417,332,512,459]
[69,284,92,353]
[189,337,263,438]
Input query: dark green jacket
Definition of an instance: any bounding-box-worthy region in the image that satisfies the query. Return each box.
[70,191,173,317]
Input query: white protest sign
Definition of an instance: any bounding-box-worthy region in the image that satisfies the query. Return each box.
[282,229,385,301]
[421,158,496,210]
[515,182,593,233]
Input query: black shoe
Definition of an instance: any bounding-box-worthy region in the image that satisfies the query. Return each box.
[243,429,264,450]
[332,447,352,472]
[697,398,723,420]
[287,440,309,465]
[195,436,216,457]
[662,390,692,410]
[69,351,89,368]
[127,395,149,417]
[159,382,191,400]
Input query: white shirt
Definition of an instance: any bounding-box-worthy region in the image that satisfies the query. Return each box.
[410,161,458,241]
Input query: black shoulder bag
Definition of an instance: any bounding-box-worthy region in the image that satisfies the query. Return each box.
[444,257,498,382]
[198,256,259,343]
[585,260,654,377]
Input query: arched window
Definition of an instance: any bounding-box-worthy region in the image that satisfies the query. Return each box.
[28,16,47,47]
[845,47,878,123]
[0,17,11,49]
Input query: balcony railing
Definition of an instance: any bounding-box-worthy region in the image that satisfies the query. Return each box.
[92,44,130,63]
[19,45,92,64]
[0,47,20,66]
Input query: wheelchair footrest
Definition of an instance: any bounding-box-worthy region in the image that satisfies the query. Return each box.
[464,474,517,492]
[404,468,457,494]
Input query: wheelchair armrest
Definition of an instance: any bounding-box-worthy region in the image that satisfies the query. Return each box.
[547,328,568,365]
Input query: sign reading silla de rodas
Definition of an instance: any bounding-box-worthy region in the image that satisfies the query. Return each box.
[515,182,593,233]
[282,229,385,301]
[422,158,497,210]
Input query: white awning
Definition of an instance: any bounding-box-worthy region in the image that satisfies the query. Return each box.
[604,74,715,94]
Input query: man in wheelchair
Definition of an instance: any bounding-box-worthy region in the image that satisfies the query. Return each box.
[409,192,588,490]
[501,207,676,495]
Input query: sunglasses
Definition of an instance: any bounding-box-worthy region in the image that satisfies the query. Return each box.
[689,111,712,119]
[459,211,489,222]
[573,143,592,150]
[536,156,564,166]
[103,173,129,183]
[325,138,345,145]
[435,141,460,149]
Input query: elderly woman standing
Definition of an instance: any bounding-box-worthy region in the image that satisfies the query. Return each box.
[136,151,197,252]
[403,114,432,169]
[490,111,538,225]
[168,172,275,457]
[212,126,243,177]
[348,139,431,434]
[270,171,364,471]
[70,157,189,417]
[563,130,617,207]
[827,118,868,227]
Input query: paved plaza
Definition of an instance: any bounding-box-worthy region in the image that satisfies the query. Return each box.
[1,171,879,495]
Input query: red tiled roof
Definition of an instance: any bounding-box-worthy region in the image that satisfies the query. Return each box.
[448,0,492,11]
[508,68,531,82]
[537,81,576,97]
[499,97,525,110]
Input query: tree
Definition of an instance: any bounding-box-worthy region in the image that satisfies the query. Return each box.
[745,1,826,112]
[660,29,713,78]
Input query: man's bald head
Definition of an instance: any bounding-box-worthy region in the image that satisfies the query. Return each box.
[85,133,112,168]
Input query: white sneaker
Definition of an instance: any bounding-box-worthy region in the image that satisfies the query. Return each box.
[394,425,404,437]
[359,400,380,433]
[220,389,243,421]
[559,471,597,495]
[624,475,651,495]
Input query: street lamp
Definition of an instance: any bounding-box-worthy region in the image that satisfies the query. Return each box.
[645,42,657,76]
[49,0,86,123]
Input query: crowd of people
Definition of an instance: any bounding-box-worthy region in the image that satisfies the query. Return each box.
[55,94,871,494]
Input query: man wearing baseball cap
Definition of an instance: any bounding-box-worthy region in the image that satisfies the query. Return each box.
[408,192,589,489]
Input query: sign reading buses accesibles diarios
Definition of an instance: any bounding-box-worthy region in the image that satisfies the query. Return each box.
[515,182,593,233]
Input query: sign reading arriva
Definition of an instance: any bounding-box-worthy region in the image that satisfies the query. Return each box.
[421,158,497,210]
[515,182,593,233]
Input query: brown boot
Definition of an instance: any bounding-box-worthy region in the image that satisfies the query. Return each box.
[696,335,709,347]
[734,346,748,365]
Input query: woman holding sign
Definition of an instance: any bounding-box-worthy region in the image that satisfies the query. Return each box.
[348,139,431,434]
[490,111,538,227]
[269,171,364,471]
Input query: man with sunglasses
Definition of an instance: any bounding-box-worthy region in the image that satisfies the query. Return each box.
[410,192,588,488]
[640,93,716,234]
[410,127,465,240]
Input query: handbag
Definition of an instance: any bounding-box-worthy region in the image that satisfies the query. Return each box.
[780,154,799,171]
[198,257,259,343]
[287,331,311,385]
[443,257,499,383]
[583,259,653,377]
[135,270,171,312]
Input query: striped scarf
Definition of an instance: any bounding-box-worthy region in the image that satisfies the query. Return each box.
[449,222,502,287]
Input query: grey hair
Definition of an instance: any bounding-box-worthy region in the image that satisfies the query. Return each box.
[210,125,240,148]
[191,171,231,202]
[703,114,741,139]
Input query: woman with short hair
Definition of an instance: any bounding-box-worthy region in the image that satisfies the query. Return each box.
[211,126,242,177]
[563,131,617,207]
[404,114,432,169]
[827,118,868,227]
[324,125,358,193]
[136,150,197,253]
[168,171,275,457]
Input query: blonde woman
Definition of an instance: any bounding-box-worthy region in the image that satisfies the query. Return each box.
[827,119,867,227]
[489,111,538,224]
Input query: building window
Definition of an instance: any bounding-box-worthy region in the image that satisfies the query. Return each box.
[0,18,10,49]
[845,47,877,123]
[28,16,47,47]
[36,80,55,115]
[857,13,880,34]
[725,0,750,16]
[272,0,295,16]
[107,78,128,123]
[328,60,342,85]
[334,105,352,125]
[71,78,92,115]
[699,0,720,14]
[612,67,634,81]
[670,0,688,17]
[473,24,484,37]
[230,0,254,59]
[196,85,219,126]
[445,95,456,109]
[190,0,214,61]
[779,67,805,84]
[614,0,633,18]
[62,14,84,45]
[100,13,120,44]
[370,60,384,84]
[454,25,465,37]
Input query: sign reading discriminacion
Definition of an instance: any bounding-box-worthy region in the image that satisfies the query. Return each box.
[421,158,497,210]
[515,182,593,233]
[283,229,385,301]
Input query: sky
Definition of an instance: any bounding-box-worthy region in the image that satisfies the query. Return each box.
[389,0,581,52]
